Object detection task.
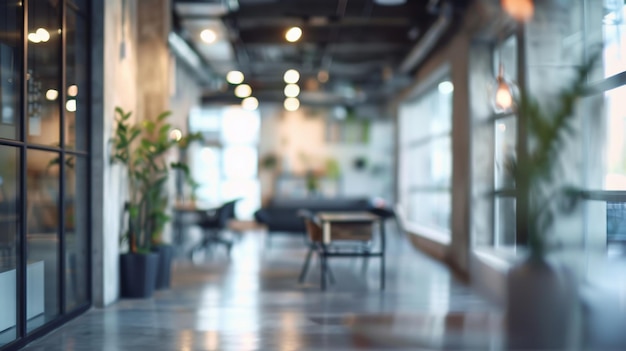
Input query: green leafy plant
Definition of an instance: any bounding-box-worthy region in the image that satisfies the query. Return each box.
[513,53,599,257]
[111,107,202,253]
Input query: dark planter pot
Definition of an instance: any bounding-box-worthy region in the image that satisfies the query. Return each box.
[120,252,158,298]
[152,244,174,289]
[506,256,579,349]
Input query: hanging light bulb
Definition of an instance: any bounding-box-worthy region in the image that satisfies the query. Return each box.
[501,0,534,22]
[493,63,514,113]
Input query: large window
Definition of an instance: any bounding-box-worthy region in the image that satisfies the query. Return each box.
[398,73,453,239]
[189,106,261,220]
[0,0,91,348]
[471,0,626,264]
[492,36,518,248]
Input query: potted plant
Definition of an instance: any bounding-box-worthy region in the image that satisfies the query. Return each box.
[505,53,598,348]
[111,107,200,297]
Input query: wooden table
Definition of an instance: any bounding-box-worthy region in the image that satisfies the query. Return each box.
[315,211,386,290]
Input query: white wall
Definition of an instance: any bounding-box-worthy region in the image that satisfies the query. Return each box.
[93,0,194,306]
[93,0,139,307]
[258,104,394,202]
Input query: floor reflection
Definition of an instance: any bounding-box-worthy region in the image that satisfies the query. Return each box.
[22,228,496,350]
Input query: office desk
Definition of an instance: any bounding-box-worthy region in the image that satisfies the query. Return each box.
[315,211,385,290]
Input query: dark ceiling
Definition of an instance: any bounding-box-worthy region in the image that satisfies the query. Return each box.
[172,0,469,106]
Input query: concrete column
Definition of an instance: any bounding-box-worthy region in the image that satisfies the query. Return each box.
[449,32,472,274]
[136,0,171,120]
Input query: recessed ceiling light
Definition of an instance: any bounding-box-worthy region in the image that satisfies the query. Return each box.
[285,26,302,42]
[66,100,76,112]
[67,85,78,97]
[284,97,300,111]
[45,89,58,101]
[284,69,300,84]
[200,29,217,43]
[242,97,259,111]
[226,70,244,84]
[234,84,252,98]
[284,84,300,98]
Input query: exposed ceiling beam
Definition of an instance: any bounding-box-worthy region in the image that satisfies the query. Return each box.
[179,15,414,28]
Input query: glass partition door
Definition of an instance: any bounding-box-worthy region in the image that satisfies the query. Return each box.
[0,0,91,348]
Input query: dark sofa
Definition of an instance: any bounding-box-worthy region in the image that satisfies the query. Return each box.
[254,197,394,234]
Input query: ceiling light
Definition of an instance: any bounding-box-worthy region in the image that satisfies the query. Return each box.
[226,70,244,84]
[27,33,41,43]
[66,100,76,112]
[242,97,259,111]
[28,28,50,43]
[438,81,454,94]
[493,65,514,113]
[45,89,58,101]
[317,70,329,83]
[283,69,300,84]
[501,0,534,22]
[67,85,78,97]
[284,84,300,98]
[234,84,252,98]
[285,26,302,42]
[36,28,50,42]
[169,129,183,142]
[284,97,300,111]
[200,29,217,43]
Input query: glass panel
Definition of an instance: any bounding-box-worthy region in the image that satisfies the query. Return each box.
[27,0,61,146]
[0,146,20,345]
[407,136,452,189]
[408,191,451,232]
[602,85,626,189]
[0,0,22,140]
[221,179,260,220]
[222,145,257,179]
[494,116,517,190]
[26,149,60,331]
[65,155,87,311]
[494,196,517,247]
[221,107,260,144]
[68,0,88,14]
[65,11,88,151]
[192,146,221,206]
[602,0,626,78]
[493,35,517,81]
[399,84,453,144]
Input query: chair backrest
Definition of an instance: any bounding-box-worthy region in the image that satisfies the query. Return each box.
[303,217,323,243]
[217,198,241,227]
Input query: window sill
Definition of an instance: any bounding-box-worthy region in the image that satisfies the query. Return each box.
[403,222,451,245]
[471,246,522,272]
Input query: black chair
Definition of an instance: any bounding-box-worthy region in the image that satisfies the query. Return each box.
[190,199,240,258]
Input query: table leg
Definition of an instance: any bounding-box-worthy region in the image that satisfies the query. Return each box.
[320,248,327,291]
[380,219,386,291]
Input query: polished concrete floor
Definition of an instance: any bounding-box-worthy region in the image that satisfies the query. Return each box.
[22,227,501,350]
